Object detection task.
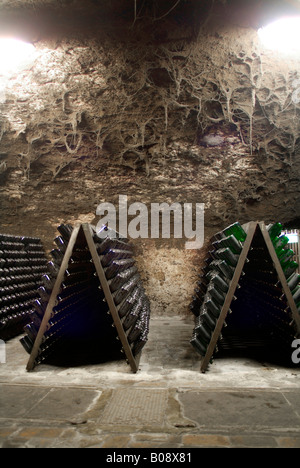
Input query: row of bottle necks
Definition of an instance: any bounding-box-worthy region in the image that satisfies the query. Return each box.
[22,300,150,361]
[190,222,300,358]
[20,285,150,361]
[190,222,248,357]
[20,224,150,361]
[191,223,300,319]
[0,233,49,338]
[267,223,300,309]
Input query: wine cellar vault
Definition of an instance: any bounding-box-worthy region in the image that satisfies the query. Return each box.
[0,0,300,450]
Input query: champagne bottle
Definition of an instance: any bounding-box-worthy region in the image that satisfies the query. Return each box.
[38,286,50,303]
[20,335,34,354]
[206,271,229,293]
[194,316,212,343]
[207,284,226,306]
[280,250,295,271]
[113,274,141,305]
[105,258,135,280]
[292,286,300,305]
[32,299,47,318]
[223,222,247,242]
[23,323,39,342]
[54,236,67,253]
[203,295,222,318]
[212,235,243,255]
[213,248,239,267]
[132,331,148,356]
[273,235,289,253]
[209,259,235,280]
[211,230,226,242]
[189,296,202,317]
[101,249,132,267]
[118,286,141,318]
[47,261,58,277]
[287,273,300,292]
[50,249,64,264]
[57,224,73,242]
[278,248,294,263]
[267,223,283,241]
[109,266,138,293]
[127,314,147,343]
[123,298,143,330]
[30,311,42,329]
[195,282,208,297]
[200,306,217,330]
[190,333,207,357]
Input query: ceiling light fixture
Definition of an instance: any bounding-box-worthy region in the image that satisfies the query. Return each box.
[0,38,36,77]
[258,16,300,56]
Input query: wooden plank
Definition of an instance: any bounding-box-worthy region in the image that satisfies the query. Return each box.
[26,225,81,372]
[82,224,140,373]
[200,221,258,373]
[259,222,300,334]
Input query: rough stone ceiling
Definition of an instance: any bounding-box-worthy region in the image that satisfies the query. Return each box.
[0,0,300,42]
[0,0,300,238]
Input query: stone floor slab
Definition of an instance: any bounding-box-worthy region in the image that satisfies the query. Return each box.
[0,385,50,419]
[178,390,300,430]
[24,387,101,421]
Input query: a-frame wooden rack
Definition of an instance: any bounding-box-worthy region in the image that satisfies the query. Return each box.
[194,221,300,373]
[26,223,150,373]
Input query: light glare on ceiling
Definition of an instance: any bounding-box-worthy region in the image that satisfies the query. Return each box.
[0,38,36,76]
[258,16,300,56]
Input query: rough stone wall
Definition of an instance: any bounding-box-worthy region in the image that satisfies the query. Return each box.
[0,16,300,315]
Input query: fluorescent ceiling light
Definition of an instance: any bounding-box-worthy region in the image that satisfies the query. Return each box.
[258,16,300,56]
[0,38,36,76]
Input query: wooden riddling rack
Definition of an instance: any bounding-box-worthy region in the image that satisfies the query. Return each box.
[23,223,151,373]
[190,221,300,373]
[0,233,48,341]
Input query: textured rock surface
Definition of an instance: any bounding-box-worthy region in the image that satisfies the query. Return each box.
[0,1,299,315]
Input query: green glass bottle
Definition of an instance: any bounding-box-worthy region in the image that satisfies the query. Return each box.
[206,271,229,293]
[200,306,217,330]
[287,273,300,292]
[214,248,239,267]
[209,260,234,280]
[293,286,300,305]
[189,296,202,317]
[280,249,295,268]
[267,223,283,241]
[212,235,243,255]
[204,295,221,318]
[190,333,207,356]
[212,230,226,242]
[223,222,247,242]
[207,284,226,306]
[194,318,212,344]
[283,261,299,279]
[196,282,208,297]
[274,235,289,254]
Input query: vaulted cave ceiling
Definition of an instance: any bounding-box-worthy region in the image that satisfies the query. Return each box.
[0,0,299,41]
[0,0,300,239]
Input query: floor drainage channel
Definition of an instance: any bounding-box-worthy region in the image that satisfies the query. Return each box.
[100,388,168,426]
